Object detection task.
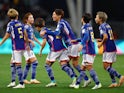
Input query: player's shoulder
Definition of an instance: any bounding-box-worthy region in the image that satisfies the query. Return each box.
[24,24,30,29]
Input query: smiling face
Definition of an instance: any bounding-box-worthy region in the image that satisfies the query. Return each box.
[27,14,34,24]
[52,12,61,22]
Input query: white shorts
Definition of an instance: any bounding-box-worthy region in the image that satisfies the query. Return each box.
[11,50,25,63]
[23,50,36,61]
[103,52,116,63]
[68,44,80,58]
[82,54,95,66]
[46,49,69,62]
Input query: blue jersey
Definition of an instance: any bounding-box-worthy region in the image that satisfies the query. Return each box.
[81,23,95,55]
[99,23,116,52]
[6,20,26,50]
[40,27,66,52]
[46,19,78,47]
[24,24,34,50]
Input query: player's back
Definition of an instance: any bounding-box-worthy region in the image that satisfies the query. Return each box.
[99,23,116,52]
[81,23,95,55]
[7,20,26,50]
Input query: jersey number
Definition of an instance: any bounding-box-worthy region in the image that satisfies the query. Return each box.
[90,32,94,42]
[18,27,23,39]
[108,30,114,40]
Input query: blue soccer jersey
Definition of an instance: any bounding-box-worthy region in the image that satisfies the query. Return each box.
[6,20,26,50]
[99,23,116,52]
[24,24,34,50]
[41,27,66,52]
[46,19,78,47]
[81,23,95,55]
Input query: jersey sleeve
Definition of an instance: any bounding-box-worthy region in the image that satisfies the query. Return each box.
[81,29,89,46]
[46,23,63,36]
[100,25,107,35]
[6,23,12,34]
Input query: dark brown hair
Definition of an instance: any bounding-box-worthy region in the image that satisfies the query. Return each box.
[34,18,45,28]
[54,9,64,18]
[82,13,92,23]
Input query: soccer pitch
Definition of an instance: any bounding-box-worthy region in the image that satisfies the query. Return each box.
[0,54,124,93]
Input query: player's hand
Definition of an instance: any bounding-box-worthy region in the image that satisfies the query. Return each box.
[40,30,46,36]
[71,40,77,43]
[31,41,35,47]
[78,45,83,52]
[98,43,102,48]
[26,45,30,51]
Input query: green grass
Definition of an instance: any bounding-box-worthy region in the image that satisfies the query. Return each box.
[0,54,124,93]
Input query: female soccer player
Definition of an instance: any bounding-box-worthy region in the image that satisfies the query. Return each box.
[0,8,29,88]
[40,9,89,87]
[34,18,77,87]
[95,11,124,87]
[22,12,41,84]
[71,13,102,89]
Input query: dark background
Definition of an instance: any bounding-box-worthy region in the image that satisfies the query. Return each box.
[0,0,124,39]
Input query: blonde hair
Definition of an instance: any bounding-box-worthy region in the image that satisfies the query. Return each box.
[7,8,19,19]
[97,11,108,22]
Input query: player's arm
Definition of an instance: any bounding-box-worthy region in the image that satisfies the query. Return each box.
[78,31,89,52]
[39,38,47,56]
[40,24,63,36]
[0,32,10,46]
[33,35,42,46]
[98,33,108,48]
[24,30,30,50]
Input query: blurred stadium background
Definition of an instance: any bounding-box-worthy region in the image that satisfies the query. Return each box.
[0,0,124,54]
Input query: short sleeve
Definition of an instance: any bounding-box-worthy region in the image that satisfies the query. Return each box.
[6,23,12,34]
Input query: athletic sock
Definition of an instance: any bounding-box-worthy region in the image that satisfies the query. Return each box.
[76,70,86,85]
[31,60,38,79]
[10,64,16,82]
[61,64,75,79]
[106,66,121,79]
[74,65,89,81]
[89,69,100,85]
[67,63,77,77]
[23,63,31,80]
[45,64,55,82]
[109,73,116,83]
[16,65,23,85]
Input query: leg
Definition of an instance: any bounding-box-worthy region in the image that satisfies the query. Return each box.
[45,61,56,87]
[13,63,25,88]
[23,62,31,83]
[87,65,102,89]
[72,57,89,81]
[61,61,75,79]
[7,63,16,87]
[104,62,121,79]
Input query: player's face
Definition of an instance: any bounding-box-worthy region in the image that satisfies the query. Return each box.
[95,15,101,24]
[81,17,84,24]
[52,12,60,22]
[27,15,34,24]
